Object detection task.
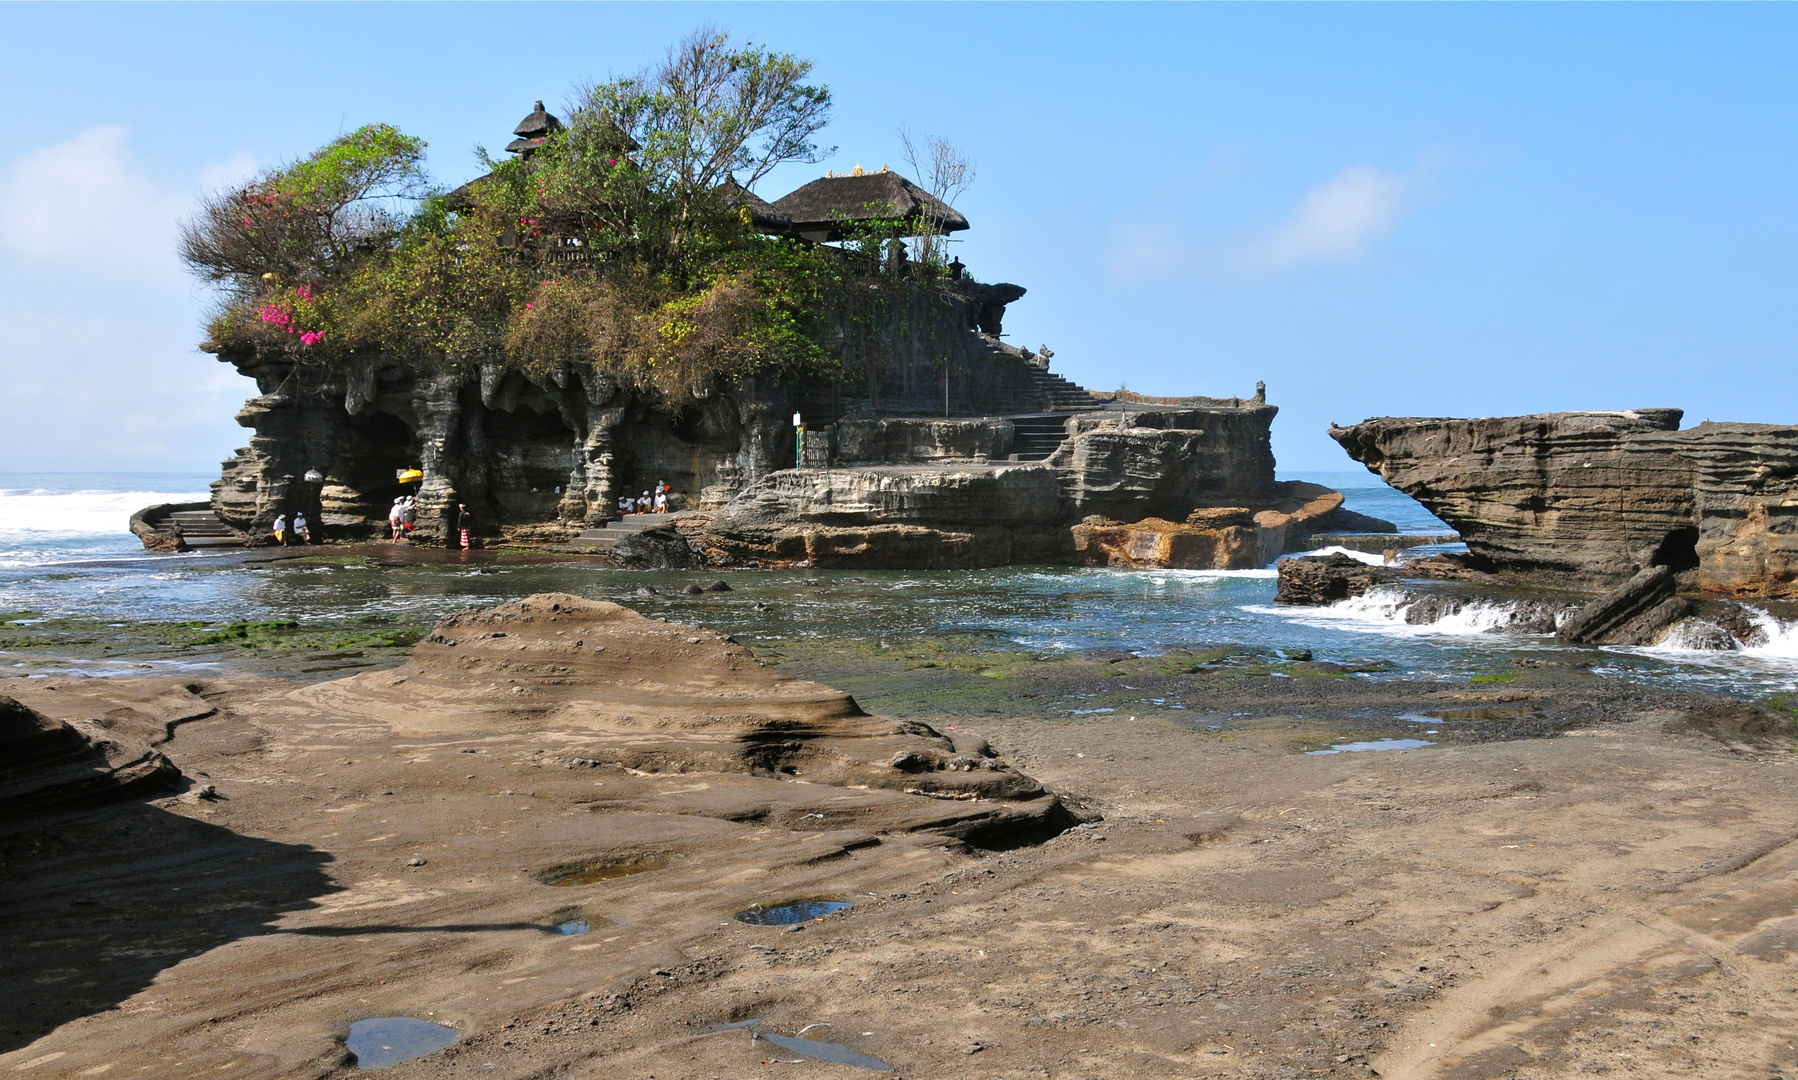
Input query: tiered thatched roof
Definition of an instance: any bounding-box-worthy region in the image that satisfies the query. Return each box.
[504,100,564,156]
[770,170,969,242]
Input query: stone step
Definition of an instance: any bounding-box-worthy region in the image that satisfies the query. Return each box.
[162,508,243,546]
[1008,413,1078,462]
[569,514,677,552]
[1025,367,1103,412]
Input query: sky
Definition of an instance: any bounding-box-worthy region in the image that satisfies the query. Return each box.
[0,3,1792,474]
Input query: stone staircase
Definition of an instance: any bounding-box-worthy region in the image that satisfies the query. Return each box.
[1028,367,1103,413]
[1009,415,1078,462]
[165,508,243,548]
[568,513,677,554]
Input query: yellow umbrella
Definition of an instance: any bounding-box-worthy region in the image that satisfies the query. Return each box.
[395,469,423,484]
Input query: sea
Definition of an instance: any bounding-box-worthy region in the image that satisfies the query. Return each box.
[2,470,1796,699]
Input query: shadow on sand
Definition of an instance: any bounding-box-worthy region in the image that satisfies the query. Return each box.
[0,801,338,1054]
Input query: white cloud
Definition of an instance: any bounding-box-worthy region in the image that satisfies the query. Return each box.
[0,127,261,469]
[0,125,191,280]
[1241,164,1422,272]
[1106,153,1446,285]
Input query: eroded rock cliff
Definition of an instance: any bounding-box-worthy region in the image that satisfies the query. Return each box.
[693,402,1305,568]
[1330,411,1798,597]
[203,281,1059,546]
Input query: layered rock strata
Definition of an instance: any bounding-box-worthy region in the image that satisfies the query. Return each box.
[0,696,181,814]
[1555,566,1689,646]
[280,594,1083,844]
[692,402,1324,568]
[1331,411,1798,597]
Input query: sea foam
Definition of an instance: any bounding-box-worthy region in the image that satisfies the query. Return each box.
[0,487,207,540]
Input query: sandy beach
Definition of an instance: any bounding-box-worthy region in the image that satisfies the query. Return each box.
[4,594,1795,1079]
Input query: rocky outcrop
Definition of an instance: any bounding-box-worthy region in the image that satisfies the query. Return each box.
[1641,422,1798,598]
[1275,552,1399,605]
[0,696,181,815]
[1555,565,1690,646]
[606,526,696,570]
[695,401,1303,569]
[177,263,1330,570]
[1329,410,1696,581]
[1330,410,1798,597]
[1070,481,1346,570]
[290,594,1085,843]
[1072,515,1263,571]
[128,501,212,553]
[194,279,1054,547]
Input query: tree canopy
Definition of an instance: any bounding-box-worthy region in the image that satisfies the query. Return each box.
[183,30,967,403]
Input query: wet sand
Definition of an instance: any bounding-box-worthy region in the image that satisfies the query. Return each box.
[2,595,1796,1079]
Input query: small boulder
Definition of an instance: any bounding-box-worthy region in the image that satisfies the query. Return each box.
[1275,552,1398,606]
[608,526,695,570]
[889,750,934,772]
[947,731,993,758]
[704,580,733,592]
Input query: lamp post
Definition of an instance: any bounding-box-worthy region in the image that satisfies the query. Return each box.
[793,411,804,470]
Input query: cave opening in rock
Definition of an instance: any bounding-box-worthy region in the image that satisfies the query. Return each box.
[334,411,420,537]
[482,397,577,525]
[1650,526,1700,572]
[617,402,744,509]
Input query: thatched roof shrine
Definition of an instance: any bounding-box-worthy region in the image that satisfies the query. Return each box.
[504,100,564,156]
[771,170,969,242]
[716,178,792,232]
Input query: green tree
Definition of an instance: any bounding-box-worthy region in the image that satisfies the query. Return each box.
[180,124,430,292]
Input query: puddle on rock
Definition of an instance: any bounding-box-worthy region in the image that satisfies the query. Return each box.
[759,1032,893,1071]
[557,919,590,935]
[734,899,854,925]
[541,854,670,887]
[1307,738,1436,755]
[345,1017,459,1069]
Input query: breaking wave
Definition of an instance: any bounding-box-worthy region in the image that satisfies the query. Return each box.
[0,482,209,570]
[1291,545,1391,567]
[0,486,205,540]
[1648,608,1798,658]
[1250,585,1574,638]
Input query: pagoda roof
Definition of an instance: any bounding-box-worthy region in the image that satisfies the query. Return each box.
[513,100,564,140]
[770,171,969,241]
[503,100,564,157]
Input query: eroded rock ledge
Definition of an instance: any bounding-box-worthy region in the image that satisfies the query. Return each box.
[1331,410,1798,597]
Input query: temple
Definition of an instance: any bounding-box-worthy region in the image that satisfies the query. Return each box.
[135,102,1356,569]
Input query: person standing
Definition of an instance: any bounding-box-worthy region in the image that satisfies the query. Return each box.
[402,496,416,538]
[271,513,288,547]
[457,503,472,550]
[389,498,405,542]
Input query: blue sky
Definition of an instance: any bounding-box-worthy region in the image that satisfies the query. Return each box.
[0,3,1792,473]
